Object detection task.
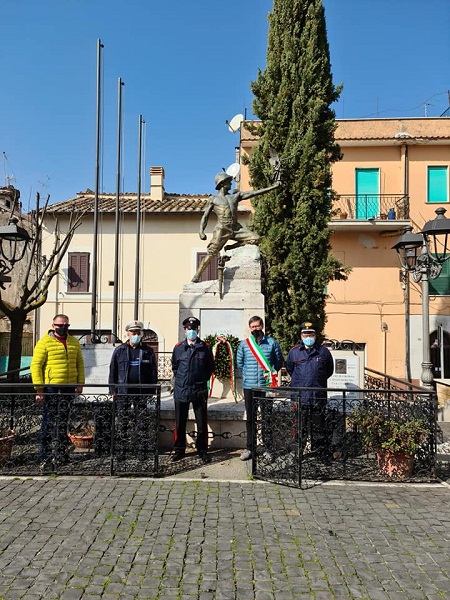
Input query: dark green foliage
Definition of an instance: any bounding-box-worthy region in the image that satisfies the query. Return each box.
[249,0,347,353]
[204,334,240,380]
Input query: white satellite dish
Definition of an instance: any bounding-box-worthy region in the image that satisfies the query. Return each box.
[227,113,244,133]
[226,162,241,178]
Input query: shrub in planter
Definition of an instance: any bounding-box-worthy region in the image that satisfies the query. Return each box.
[348,404,431,477]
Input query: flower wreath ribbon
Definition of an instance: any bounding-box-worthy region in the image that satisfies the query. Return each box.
[209,335,237,401]
[245,335,278,387]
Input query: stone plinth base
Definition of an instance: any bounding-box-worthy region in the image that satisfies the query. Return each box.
[160,394,246,450]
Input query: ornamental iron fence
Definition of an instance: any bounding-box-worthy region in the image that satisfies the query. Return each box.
[0,384,160,476]
[252,385,437,488]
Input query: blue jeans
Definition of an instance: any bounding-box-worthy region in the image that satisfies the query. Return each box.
[40,387,75,461]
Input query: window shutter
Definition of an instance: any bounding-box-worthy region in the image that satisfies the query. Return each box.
[429,255,450,296]
[68,252,90,293]
[196,253,219,282]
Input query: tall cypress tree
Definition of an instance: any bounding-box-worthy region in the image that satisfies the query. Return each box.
[249,0,345,353]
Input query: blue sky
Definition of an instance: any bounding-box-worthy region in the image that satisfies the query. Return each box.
[1,0,449,208]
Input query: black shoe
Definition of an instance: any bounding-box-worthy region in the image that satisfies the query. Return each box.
[40,459,54,473]
[199,452,211,464]
[171,452,185,462]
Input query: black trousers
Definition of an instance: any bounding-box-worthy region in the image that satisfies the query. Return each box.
[244,388,273,452]
[174,394,208,454]
[299,404,330,456]
[116,394,154,458]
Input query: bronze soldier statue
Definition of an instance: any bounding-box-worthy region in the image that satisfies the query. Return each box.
[192,173,281,283]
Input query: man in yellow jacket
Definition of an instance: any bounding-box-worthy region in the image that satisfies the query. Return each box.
[31,314,85,472]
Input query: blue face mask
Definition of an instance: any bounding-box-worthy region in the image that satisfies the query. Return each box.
[130,334,142,345]
[303,336,315,347]
[186,330,198,341]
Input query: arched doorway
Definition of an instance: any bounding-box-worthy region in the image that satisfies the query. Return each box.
[430,327,450,380]
[143,328,158,356]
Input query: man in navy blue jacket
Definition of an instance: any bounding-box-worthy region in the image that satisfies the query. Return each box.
[286,322,334,460]
[171,316,215,464]
[109,320,158,459]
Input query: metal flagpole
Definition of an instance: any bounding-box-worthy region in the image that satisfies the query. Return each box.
[134,115,144,320]
[112,77,124,339]
[90,39,103,341]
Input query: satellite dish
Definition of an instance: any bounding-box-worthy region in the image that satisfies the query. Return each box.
[226,113,244,133]
[226,162,241,178]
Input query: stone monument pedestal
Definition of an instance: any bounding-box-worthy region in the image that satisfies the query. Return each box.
[179,246,264,400]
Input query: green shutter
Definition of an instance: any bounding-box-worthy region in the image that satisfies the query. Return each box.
[429,257,450,296]
[428,166,448,203]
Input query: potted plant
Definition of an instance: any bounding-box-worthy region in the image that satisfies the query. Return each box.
[349,404,431,478]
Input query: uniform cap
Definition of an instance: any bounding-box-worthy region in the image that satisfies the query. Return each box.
[125,320,144,332]
[183,316,200,329]
[300,321,316,333]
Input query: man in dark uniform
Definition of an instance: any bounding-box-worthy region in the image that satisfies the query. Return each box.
[286,322,334,461]
[109,320,158,459]
[171,316,215,464]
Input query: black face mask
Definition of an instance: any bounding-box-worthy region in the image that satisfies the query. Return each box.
[252,329,263,339]
[54,325,69,338]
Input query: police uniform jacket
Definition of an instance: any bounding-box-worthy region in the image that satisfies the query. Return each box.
[171,338,214,403]
[286,343,334,405]
[109,342,157,394]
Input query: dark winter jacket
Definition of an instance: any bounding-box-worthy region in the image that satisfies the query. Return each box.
[171,338,214,403]
[286,343,334,405]
[236,335,283,389]
[109,342,158,395]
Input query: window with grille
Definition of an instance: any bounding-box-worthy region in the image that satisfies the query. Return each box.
[196,253,218,282]
[67,252,90,293]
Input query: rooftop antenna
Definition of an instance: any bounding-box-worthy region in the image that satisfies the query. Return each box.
[225,113,244,133]
[424,102,432,117]
[2,152,15,187]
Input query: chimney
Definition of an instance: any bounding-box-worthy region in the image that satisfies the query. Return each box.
[150,166,165,201]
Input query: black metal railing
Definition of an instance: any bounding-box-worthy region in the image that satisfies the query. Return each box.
[252,385,437,488]
[332,194,409,221]
[0,384,161,476]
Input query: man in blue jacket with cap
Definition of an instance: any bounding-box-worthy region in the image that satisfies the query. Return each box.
[109,319,158,459]
[286,321,334,460]
[171,316,215,464]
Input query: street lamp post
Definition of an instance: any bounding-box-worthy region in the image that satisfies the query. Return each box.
[393,208,450,390]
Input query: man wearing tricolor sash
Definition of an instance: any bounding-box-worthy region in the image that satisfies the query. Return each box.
[236,316,283,461]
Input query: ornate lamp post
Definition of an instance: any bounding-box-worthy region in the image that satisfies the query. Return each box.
[0,217,32,287]
[392,208,450,390]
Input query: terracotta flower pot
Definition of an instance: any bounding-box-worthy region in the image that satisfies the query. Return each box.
[376,449,414,478]
[69,431,94,449]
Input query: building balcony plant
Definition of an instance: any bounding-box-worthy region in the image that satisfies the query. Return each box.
[348,403,432,478]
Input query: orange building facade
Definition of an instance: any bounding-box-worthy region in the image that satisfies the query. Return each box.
[240,117,450,382]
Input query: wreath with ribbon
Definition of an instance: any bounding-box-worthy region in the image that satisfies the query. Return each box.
[204,333,240,402]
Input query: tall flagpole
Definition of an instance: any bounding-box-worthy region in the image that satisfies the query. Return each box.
[134,115,145,320]
[112,77,124,339]
[90,39,103,341]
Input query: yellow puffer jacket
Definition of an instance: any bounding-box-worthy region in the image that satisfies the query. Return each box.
[31,332,85,388]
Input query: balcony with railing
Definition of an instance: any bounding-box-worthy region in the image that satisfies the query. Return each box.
[330,194,410,227]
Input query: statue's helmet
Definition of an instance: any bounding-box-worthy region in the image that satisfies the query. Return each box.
[214,172,233,190]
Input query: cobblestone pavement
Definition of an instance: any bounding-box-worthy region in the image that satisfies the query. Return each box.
[0,477,449,599]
